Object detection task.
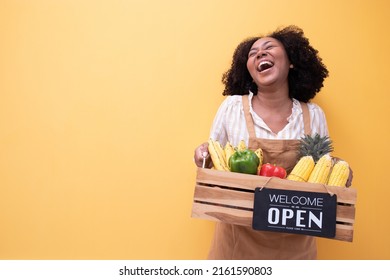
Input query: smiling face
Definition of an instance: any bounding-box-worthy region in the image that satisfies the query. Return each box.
[247,37,291,90]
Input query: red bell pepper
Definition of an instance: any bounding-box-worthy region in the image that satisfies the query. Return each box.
[258,163,287,179]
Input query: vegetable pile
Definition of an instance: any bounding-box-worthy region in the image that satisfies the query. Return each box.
[208,139,285,177]
[207,134,351,187]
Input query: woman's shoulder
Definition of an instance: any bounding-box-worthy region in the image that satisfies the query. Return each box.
[306,101,326,114]
[222,94,244,105]
[294,100,327,125]
[296,99,325,113]
[218,94,246,111]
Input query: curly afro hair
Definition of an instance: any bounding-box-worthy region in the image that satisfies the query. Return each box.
[221,25,329,103]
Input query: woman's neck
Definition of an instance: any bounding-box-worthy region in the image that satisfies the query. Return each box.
[252,87,293,134]
[254,87,291,110]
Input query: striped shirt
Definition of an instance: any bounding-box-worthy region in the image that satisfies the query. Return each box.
[209,91,329,147]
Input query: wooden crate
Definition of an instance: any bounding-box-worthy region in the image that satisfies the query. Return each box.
[192,167,357,242]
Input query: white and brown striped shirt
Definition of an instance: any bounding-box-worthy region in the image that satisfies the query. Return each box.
[209,92,329,147]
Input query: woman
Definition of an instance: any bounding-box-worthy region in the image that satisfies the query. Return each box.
[193,25,335,259]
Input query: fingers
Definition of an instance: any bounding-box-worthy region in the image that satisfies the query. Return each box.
[346,167,354,187]
[194,142,209,167]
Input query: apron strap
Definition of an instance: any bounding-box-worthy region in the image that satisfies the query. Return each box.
[300,101,312,135]
[242,95,256,138]
[242,95,312,138]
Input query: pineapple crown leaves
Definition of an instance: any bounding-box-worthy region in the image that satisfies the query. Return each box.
[299,133,334,162]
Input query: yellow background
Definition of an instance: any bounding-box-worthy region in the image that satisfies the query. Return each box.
[1,0,389,259]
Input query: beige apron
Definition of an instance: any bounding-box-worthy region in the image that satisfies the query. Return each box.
[207,95,317,260]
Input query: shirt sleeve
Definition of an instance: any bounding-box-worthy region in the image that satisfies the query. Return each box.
[308,103,329,137]
[209,95,249,147]
[209,97,230,146]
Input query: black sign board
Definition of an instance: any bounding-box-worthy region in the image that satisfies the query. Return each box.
[252,188,337,238]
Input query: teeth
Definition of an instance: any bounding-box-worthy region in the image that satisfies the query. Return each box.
[260,61,272,66]
[258,61,274,72]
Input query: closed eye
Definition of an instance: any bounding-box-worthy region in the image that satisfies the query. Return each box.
[248,49,257,58]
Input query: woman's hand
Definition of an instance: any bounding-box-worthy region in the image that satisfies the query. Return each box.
[346,167,353,187]
[194,142,211,168]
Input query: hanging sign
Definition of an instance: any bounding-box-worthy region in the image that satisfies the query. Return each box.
[252,188,337,238]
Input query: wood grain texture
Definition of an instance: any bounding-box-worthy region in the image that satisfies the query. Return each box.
[192,168,357,242]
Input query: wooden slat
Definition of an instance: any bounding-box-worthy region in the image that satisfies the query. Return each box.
[191,202,253,227]
[191,202,354,242]
[196,168,357,205]
[194,184,254,209]
[334,224,354,242]
[336,204,356,223]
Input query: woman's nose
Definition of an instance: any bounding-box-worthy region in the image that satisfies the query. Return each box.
[256,51,267,59]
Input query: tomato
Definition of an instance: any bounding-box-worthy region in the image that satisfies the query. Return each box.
[258,163,287,179]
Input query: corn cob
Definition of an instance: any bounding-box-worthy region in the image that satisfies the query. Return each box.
[224,142,235,169]
[308,154,333,184]
[287,155,315,182]
[328,160,350,187]
[237,140,247,151]
[254,147,263,167]
[207,139,229,171]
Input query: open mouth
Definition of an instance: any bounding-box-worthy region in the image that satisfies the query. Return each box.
[257,61,274,72]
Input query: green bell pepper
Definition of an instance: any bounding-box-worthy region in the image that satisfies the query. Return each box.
[229,149,260,175]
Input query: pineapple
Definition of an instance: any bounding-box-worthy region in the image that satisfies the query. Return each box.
[287,134,333,183]
[288,134,350,186]
[298,133,333,163]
